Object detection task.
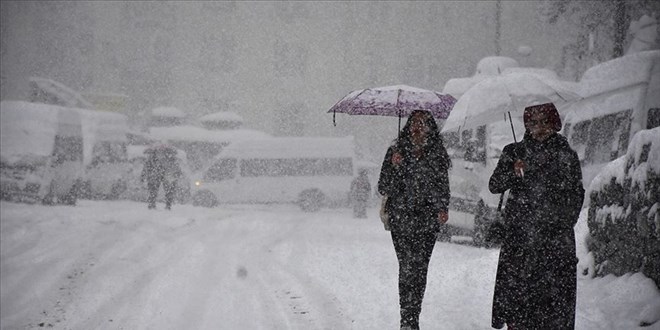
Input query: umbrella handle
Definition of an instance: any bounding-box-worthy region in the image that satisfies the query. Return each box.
[508,111,517,143]
[333,109,336,126]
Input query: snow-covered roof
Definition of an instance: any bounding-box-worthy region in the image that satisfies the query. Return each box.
[149,125,271,144]
[151,106,186,118]
[198,112,244,123]
[579,50,659,97]
[502,67,559,80]
[0,101,78,162]
[28,76,95,110]
[218,136,356,159]
[562,87,644,124]
[475,56,519,76]
[126,145,187,161]
[442,76,487,99]
[443,58,556,101]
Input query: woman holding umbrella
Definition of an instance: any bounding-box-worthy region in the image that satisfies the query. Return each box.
[378,110,452,330]
[488,102,584,329]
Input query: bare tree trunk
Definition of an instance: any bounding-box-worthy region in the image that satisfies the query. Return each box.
[612,0,629,58]
[495,0,502,56]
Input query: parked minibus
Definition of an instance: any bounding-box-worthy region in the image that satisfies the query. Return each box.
[561,50,660,187]
[192,136,357,211]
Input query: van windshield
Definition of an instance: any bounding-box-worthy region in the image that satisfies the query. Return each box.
[240,158,353,177]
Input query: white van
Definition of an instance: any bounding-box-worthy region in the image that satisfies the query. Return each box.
[0,101,84,204]
[441,59,575,243]
[77,109,131,199]
[561,50,660,187]
[192,136,357,211]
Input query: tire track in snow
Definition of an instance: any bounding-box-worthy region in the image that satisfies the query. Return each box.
[242,211,351,330]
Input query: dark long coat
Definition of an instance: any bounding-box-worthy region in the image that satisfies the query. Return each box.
[378,144,451,234]
[489,132,584,329]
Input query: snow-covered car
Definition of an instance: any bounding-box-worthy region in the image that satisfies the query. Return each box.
[0,101,84,205]
[120,145,192,204]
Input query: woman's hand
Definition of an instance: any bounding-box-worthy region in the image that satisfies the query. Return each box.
[392,152,403,166]
[438,211,448,225]
[514,159,525,177]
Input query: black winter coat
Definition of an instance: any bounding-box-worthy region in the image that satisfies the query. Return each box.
[489,132,584,329]
[141,152,182,184]
[378,144,451,235]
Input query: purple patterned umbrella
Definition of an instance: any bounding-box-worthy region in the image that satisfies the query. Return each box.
[328,85,457,129]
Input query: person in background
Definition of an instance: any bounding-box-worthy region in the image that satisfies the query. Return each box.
[350,169,371,218]
[488,102,584,330]
[141,145,183,210]
[378,110,452,330]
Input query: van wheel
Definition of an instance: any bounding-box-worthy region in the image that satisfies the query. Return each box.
[79,180,92,199]
[192,190,218,208]
[41,181,56,205]
[61,181,80,206]
[298,189,325,212]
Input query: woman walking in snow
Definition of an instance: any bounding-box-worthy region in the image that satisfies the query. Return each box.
[489,102,584,329]
[378,110,451,330]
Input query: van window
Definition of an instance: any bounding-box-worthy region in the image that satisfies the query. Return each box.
[52,135,83,164]
[570,120,591,161]
[240,158,353,177]
[585,109,631,163]
[204,159,237,182]
[648,108,660,129]
[92,142,128,165]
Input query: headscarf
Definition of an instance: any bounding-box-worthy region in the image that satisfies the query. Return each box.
[523,102,562,132]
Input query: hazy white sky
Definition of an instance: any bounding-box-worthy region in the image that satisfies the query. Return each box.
[1,1,579,160]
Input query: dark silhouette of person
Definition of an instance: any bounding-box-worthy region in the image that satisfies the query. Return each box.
[489,102,584,330]
[378,110,452,330]
[141,145,183,210]
[350,169,371,218]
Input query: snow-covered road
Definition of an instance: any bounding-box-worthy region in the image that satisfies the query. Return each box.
[1,201,658,329]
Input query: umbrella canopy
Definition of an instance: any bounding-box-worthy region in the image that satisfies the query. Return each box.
[441,72,581,134]
[328,85,457,124]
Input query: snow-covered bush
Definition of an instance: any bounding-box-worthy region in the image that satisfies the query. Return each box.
[587,127,660,286]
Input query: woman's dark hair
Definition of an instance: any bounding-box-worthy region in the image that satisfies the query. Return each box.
[394,110,452,170]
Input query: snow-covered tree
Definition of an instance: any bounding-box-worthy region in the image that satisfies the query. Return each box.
[541,0,660,78]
